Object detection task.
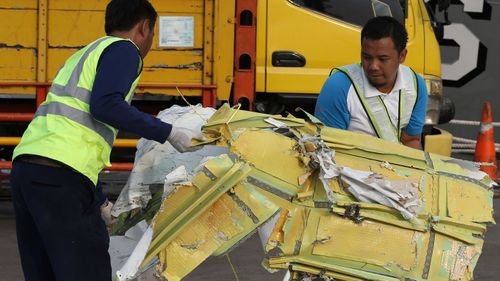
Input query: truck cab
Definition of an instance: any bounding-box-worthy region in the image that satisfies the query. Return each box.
[256,0,444,128]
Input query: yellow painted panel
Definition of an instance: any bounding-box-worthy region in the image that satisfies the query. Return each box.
[142,50,203,82]
[213,0,235,101]
[0,87,36,95]
[446,178,494,223]
[0,1,36,8]
[49,0,204,12]
[280,207,309,256]
[321,126,427,164]
[313,216,418,270]
[48,1,204,16]
[0,49,36,81]
[164,194,253,281]
[152,0,204,13]
[0,10,37,47]
[213,182,281,255]
[152,186,199,234]
[48,10,105,47]
[231,129,306,186]
[49,0,107,10]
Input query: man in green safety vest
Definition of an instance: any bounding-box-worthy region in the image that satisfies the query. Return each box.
[315,16,428,149]
[10,1,204,280]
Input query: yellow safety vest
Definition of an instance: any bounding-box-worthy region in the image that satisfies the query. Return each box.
[334,63,418,143]
[13,36,143,185]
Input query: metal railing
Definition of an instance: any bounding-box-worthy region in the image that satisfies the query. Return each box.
[0,81,218,171]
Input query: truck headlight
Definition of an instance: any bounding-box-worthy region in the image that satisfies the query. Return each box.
[424,76,443,126]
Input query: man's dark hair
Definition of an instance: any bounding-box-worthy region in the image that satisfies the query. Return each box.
[361,16,408,53]
[105,0,157,34]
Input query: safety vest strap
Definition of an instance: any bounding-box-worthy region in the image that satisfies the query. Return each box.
[50,84,91,104]
[336,65,396,141]
[336,64,417,143]
[49,37,112,103]
[35,102,115,146]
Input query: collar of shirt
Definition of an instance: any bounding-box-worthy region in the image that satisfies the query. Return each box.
[361,65,404,98]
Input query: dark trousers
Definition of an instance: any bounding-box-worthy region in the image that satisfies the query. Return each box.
[10,160,111,281]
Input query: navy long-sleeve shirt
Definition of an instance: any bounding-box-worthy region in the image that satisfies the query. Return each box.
[89,40,172,143]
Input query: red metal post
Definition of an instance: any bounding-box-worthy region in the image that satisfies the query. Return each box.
[202,89,217,108]
[232,0,257,110]
[36,86,48,107]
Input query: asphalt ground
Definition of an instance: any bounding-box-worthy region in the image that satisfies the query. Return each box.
[1,196,499,281]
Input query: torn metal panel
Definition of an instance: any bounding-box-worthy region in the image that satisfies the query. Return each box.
[429,154,497,189]
[111,104,494,281]
[203,104,306,131]
[230,129,305,187]
[144,155,252,266]
[320,127,428,170]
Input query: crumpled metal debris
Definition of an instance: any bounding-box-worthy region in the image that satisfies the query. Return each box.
[297,136,339,204]
[340,167,422,220]
[110,104,495,281]
[297,135,422,220]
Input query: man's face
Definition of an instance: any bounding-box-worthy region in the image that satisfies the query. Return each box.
[361,37,407,92]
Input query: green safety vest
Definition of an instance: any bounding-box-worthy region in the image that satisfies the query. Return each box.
[334,63,418,143]
[13,36,143,185]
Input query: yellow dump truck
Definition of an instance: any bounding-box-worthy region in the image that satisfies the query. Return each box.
[0,0,452,159]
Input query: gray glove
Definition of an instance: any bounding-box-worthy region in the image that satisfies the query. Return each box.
[167,126,205,152]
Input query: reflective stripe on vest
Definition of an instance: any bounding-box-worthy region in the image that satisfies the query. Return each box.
[335,64,418,143]
[35,102,115,146]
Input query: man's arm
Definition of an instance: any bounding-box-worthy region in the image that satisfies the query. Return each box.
[90,41,172,143]
[400,131,422,149]
[402,73,428,150]
[314,71,351,129]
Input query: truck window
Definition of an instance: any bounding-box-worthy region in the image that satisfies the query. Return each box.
[289,0,404,26]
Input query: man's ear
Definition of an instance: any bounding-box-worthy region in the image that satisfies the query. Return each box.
[399,48,408,64]
[139,19,151,37]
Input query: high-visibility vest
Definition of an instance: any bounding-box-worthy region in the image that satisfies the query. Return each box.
[334,63,418,143]
[13,36,143,185]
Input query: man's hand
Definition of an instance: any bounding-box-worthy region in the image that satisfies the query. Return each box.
[167,126,206,152]
[100,200,117,227]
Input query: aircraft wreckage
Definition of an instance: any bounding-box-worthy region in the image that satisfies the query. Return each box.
[109,104,495,281]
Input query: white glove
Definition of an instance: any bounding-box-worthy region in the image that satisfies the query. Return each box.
[167,126,206,152]
[100,200,117,227]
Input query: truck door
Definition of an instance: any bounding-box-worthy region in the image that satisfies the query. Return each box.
[265,0,405,97]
